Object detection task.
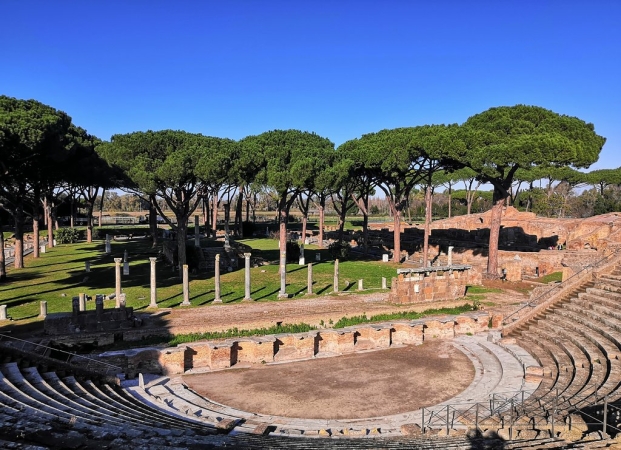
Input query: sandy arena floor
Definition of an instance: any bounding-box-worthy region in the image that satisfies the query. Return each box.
[183,340,474,420]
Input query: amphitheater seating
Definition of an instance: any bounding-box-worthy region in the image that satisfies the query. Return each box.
[3,264,621,448]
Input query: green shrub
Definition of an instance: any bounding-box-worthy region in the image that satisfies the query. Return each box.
[328,241,351,260]
[55,227,82,244]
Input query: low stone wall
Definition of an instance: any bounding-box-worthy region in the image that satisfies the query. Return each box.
[112,312,496,376]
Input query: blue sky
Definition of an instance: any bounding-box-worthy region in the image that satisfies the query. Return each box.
[2,1,619,171]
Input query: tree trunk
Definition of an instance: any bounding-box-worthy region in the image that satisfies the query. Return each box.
[98,188,105,230]
[0,217,6,281]
[338,206,346,243]
[318,199,325,249]
[14,201,24,269]
[33,187,41,258]
[301,214,307,245]
[150,196,158,248]
[47,197,54,249]
[486,188,506,276]
[70,195,75,228]
[279,204,288,294]
[423,185,432,267]
[235,193,243,236]
[362,198,369,255]
[448,185,452,219]
[176,215,188,279]
[392,202,401,263]
[33,215,40,259]
[223,203,230,237]
[211,193,218,238]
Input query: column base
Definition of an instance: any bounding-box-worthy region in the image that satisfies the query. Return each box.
[213,298,223,303]
[180,301,191,306]
[278,293,291,299]
[242,297,253,302]
[148,303,158,309]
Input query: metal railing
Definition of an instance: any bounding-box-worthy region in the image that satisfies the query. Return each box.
[503,249,621,329]
[0,333,122,377]
[419,385,621,440]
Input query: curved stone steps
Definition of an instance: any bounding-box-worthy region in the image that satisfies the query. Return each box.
[555,307,621,361]
[514,336,558,401]
[0,368,105,427]
[96,381,217,433]
[523,328,581,406]
[42,371,130,420]
[126,335,537,439]
[570,300,621,332]
[539,318,607,403]
[20,366,126,426]
[63,375,215,434]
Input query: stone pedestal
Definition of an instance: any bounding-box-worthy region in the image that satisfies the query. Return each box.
[333,259,339,293]
[243,253,252,301]
[79,293,86,312]
[382,277,387,289]
[278,250,287,298]
[39,301,47,318]
[181,264,191,306]
[123,262,129,276]
[307,263,313,295]
[214,254,222,303]
[114,258,122,308]
[358,279,363,291]
[0,305,7,320]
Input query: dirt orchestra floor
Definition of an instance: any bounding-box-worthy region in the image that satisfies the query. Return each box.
[183,340,474,420]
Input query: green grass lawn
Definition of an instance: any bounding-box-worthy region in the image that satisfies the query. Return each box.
[1,237,400,321]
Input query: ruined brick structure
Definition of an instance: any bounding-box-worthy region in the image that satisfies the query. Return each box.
[96,312,497,376]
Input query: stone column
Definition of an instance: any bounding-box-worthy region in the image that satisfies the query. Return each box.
[123,261,129,276]
[149,257,158,308]
[0,305,7,320]
[39,301,47,318]
[278,249,287,298]
[243,253,252,301]
[114,258,122,307]
[333,259,339,293]
[382,277,387,289]
[448,246,454,267]
[307,263,313,295]
[79,293,86,312]
[123,249,128,263]
[181,264,191,306]
[194,215,200,247]
[214,254,222,303]
[358,279,364,291]
[105,234,111,254]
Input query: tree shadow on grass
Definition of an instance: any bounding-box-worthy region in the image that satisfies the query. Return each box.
[286,265,307,274]
[255,288,280,301]
[293,286,308,296]
[315,284,332,295]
